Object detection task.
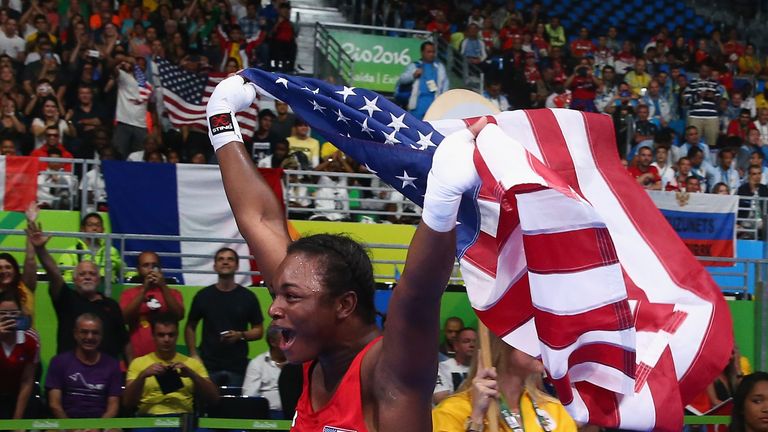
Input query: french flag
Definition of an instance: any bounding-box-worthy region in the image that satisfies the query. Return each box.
[0,156,38,211]
[102,161,283,285]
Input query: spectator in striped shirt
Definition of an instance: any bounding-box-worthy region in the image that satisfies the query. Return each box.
[684,63,722,148]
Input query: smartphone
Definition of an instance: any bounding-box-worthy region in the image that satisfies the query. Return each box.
[15,315,30,331]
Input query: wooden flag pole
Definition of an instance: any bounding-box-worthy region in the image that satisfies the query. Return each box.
[478,322,499,432]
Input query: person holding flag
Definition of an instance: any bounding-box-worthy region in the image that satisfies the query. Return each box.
[207,73,488,431]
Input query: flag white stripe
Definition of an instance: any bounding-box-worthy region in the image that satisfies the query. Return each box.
[540,328,635,380]
[494,110,545,161]
[617,380,656,430]
[475,124,548,190]
[516,189,606,233]
[567,362,636,395]
[529,264,628,315]
[176,164,250,286]
[478,199,500,237]
[501,318,540,357]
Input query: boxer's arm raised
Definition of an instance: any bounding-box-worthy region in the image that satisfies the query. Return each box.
[374,119,487,430]
[208,75,290,287]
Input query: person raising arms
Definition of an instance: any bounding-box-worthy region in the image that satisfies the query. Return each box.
[206,74,487,431]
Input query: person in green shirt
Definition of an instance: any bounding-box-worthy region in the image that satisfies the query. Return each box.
[58,213,126,283]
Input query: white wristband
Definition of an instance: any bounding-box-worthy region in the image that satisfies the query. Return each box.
[421,171,463,232]
[208,110,244,152]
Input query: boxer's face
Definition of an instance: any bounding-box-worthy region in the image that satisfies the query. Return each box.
[268,252,337,363]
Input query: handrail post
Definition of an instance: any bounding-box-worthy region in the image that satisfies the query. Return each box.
[80,159,90,217]
[104,234,114,296]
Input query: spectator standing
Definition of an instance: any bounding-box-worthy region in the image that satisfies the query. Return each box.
[124,313,219,421]
[112,56,151,159]
[185,248,264,387]
[544,16,565,48]
[268,3,296,72]
[565,62,598,112]
[30,97,74,150]
[737,165,768,232]
[67,85,106,157]
[242,327,285,419]
[58,213,125,283]
[397,41,449,119]
[640,79,672,126]
[632,105,660,149]
[46,313,122,419]
[684,63,722,148]
[0,18,26,63]
[570,27,596,58]
[28,220,129,360]
[257,139,290,168]
[119,251,184,359]
[459,24,486,65]
[0,293,38,420]
[688,146,718,192]
[433,327,476,404]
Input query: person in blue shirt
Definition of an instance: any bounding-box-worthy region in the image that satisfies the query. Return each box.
[397,41,449,119]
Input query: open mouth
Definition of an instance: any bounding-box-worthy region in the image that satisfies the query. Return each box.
[277,327,297,351]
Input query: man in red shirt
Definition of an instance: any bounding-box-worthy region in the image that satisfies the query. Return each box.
[0,294,39,419]
[628,146,662,190]
[30,125,74,171]
[727,109,756,140]
[570,27,596,58]
[119,251,184,359]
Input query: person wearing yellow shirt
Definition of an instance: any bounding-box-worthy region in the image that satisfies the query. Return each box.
[738,44,762,76]
[624,58,652,97]
[123,313,219,419]
[287,118,320,167]
[433,332,577,432]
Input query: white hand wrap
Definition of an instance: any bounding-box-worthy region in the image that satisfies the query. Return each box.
[206,75,258,151]
[422,128,481,232]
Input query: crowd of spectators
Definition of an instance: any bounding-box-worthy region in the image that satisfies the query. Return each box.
[0,209,305,425]
[0,0,300,211]
[384,1,768,212]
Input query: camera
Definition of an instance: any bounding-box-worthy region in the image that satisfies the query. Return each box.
[620,90,631,98]
[577,66,588,77]
[86,50,101,59]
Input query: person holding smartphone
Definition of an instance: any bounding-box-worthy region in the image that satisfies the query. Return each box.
[120,252,185,359]
[0,293,38,420]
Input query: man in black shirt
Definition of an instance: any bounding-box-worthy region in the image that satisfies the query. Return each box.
[185,248,264,387]
[27,221,129,360]
[247,109,280,164]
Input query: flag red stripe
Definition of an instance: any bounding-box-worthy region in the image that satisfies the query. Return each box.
[535,300,633,349]
[574,381,621,426]
[583,112,732,402]
[4,156,38,211]
[474,274,533,337]
[462,231,499,277]
[525,109,585,199]
[523,227,618,274]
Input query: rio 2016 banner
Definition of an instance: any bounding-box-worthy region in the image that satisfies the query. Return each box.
[648,191,737,266]
[329,31,426,93]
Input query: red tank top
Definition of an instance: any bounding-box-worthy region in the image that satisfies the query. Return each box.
[291,336,382,432]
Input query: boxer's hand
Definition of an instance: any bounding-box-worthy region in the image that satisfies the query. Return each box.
[422,118,487,232]
[206,75,258,151]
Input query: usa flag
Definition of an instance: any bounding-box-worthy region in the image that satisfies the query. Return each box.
[237,68,732,431]
[134,64,153,105]
[155,58,259,136]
